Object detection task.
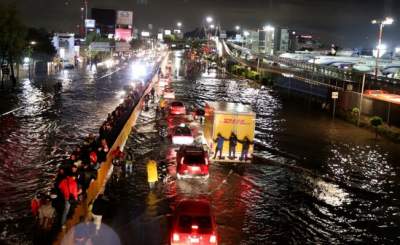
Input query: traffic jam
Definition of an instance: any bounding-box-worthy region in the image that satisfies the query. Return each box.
[148,52,255,245]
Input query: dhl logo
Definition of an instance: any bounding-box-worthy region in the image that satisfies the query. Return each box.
[221,118,250,125]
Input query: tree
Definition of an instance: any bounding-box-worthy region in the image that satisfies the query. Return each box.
[26,28,56,61]
[370,116,383,139]
[0,3,27,81]
[163,34,176,43]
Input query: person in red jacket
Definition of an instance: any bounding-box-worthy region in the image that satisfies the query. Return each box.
[58,174,80,227]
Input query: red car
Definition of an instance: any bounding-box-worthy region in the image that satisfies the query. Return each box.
[176,146,209,179]
[170,200,218,245]
[170,101,186,115]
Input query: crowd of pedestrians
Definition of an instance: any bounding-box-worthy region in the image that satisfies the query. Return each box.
[30,64,160,243]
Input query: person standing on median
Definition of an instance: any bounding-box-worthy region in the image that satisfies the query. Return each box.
[239,136,253,161]
[213,133,225,160]
[228,132,238,160]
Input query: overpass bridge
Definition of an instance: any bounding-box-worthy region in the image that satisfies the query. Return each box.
[224,41,400,96]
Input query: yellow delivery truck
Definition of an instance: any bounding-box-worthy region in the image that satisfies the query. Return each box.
[204,101,256,161]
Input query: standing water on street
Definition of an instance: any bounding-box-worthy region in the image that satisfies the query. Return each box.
[103,51,400,244]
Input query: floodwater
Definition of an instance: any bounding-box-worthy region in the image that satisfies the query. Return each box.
[0,61,142,244]
[103,51,400,244]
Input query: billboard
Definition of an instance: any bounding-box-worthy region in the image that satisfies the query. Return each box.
[85,19,95,28]
[89,42,111,52]
[117,11,133,26]
[115,28,132,41]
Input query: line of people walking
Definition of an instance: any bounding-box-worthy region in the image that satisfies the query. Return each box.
[30,66,161,243]
[213,132,253,161]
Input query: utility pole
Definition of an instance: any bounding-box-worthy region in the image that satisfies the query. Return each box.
[357,73,366,127]
[84,0,88,38]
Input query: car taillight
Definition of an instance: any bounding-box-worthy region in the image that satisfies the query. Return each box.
[173,233,180,242]
[210,235,217,243]
[205,158,208,165]
[191,225,199,230]
[180,157,185,165]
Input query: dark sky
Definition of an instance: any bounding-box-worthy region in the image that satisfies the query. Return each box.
[3,0,400,48]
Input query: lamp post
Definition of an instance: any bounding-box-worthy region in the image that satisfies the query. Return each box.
[372,17,394,79]
[28,41,37,80]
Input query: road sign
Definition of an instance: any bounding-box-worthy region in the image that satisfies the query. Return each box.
[89,42,111,52]
[85,19,95,28]
[332,91,339,99]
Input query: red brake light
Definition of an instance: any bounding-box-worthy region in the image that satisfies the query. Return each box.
[191,225,199,230]
[180,157,185,165]
[173,233,180,242]
[210,235,217,243]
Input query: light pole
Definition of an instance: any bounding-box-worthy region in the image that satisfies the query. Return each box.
[372,17,394,79]
[28,41,37,80]
[203,16,213,50]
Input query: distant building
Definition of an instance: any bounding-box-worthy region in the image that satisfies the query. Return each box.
[294,34,322,51]
[52,33,77,62]
[274,28,289,54]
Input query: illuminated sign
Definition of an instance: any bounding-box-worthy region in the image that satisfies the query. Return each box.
[116,11,133,26]
[85,19,95,28]
[141,31,150,37]
[115,28,132,41]
[164,30,171,35]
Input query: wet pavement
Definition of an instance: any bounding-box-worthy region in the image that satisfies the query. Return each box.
[103,51,400,244]
[0,60,144,244]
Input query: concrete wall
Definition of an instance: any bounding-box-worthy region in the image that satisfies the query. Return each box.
[339,91,400,127]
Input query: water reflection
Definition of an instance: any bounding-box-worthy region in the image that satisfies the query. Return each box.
[105,51,400,244]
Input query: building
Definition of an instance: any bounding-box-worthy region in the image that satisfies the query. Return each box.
[274,28,290,54]
[52,33,78,62]
[115,10,133,41]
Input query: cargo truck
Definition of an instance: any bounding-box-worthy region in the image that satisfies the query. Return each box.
[203,102,256,162]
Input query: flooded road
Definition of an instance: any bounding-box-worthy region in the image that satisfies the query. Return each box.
[104,51,400,244]
[0,62,138,244]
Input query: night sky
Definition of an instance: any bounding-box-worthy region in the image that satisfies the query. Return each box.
[3,0,400,48]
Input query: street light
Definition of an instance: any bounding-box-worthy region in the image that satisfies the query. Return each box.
[206,16,213,23]
[371,17,394,78]
[210,24,215,29]
[28,41,37,80]
[235,25,240,31]
[177,22,182,28]
[263,25,275,32]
